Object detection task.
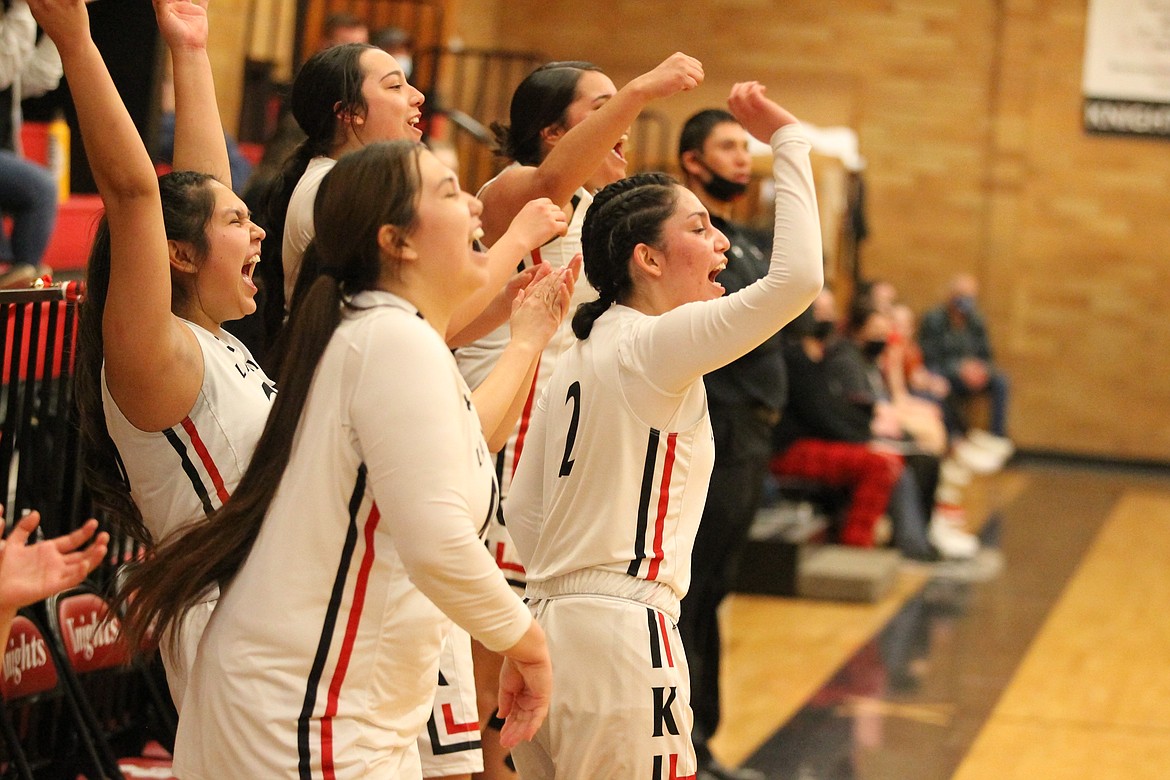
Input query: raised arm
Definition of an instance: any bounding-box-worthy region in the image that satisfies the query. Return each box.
[471,260,576,450]
[479,53,703,246]
[31,0,202,430]
[631,82,824,393]
[156,0,230,183]
[446,197,567,344]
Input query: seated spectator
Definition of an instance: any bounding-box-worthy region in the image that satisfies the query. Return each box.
[372,25,413,79]
[771,289,904,550]
[844,294,978,560]
[888,301,950,407]
[919,273,1013,448]
[0,0,61,288]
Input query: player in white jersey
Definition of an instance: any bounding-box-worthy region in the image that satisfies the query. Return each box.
[119,141,556,779]
[506,83,824,779]
[254,44,554,370]
[32,0,274,711]
[254,42,572,780]
[456,53,704,779]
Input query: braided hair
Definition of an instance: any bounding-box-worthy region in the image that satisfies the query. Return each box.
[573,172,679,339]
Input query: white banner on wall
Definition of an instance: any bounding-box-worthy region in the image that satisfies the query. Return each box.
[1082,0,1170,138]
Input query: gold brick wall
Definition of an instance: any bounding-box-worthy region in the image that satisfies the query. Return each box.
[453,0,1170,462]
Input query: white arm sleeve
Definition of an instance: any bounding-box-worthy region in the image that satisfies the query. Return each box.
[19,35,62,99]
[0,3,37,90]
[624,125,824,395]
[350,320,532,653]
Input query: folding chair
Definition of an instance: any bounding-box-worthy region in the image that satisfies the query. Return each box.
[0,612,110,779]
[0,282,88,539]
[45,589,176,780]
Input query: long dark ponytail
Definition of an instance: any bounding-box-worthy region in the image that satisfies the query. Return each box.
[117,141,424,652]
[250,43,374,363]
[573,172,678,339]
[75,171,216,547]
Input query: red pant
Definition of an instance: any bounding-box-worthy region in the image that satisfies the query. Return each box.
[770,439,903,547]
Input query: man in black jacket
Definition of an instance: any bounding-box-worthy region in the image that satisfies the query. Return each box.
[676,108,776,780]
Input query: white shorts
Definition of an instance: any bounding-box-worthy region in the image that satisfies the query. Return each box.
[511,595,696,780]
[417,626,484,776]
[161,598,216,713]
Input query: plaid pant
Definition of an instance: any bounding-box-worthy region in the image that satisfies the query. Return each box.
[770,439,903,546]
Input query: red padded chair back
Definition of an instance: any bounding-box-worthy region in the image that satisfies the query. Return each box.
[55,592,132,674]
[0,615,60,700]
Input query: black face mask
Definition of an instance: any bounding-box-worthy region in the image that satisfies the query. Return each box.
[811,319,836,341]
[862,339,888,360]
[696,158,748,202]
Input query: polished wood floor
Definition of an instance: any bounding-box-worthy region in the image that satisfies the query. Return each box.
[708,459,1170,779]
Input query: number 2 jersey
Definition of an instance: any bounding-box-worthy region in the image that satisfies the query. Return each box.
[505,125,824,613]
[455,174,597,587]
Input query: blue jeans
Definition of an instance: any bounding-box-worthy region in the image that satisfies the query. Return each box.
[0,150,57,267]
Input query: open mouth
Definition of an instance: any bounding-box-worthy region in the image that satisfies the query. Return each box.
[612,140,626,162]
[709,261,726,284]
[242,255,260,290]
[408,114,423,136]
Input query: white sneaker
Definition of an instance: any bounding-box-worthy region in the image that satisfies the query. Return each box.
[929,511,979,559]
[967,429,1015,461]
[940,458,973,487]
[953,439,1005,475]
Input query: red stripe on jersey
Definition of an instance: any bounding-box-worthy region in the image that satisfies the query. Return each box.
[319,502,382,779]
[509,357,542,480]
[179,416,230,505]
[670,754,695,780]
[494,541,526,574]
[646,432,678,580]
[656,611,675,668]
[530,246,543,265]
[442,702,480,734]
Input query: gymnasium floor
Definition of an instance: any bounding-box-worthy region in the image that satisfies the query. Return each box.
[710,458,1170,780]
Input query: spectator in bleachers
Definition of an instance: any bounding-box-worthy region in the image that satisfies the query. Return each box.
[844,294,978,560]
[373,25,413,80]
[0,0,60,288]
[887,301,951,408]
[0,511,107,646]
[919,272,1013,447]
[771,288,904,550]
[674,106,772,780]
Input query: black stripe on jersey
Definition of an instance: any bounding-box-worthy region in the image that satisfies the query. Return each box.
[653,753,664,780]
[163,427,214,517]
[493,451,507,527]
[647,608,663,669]
[627,428,661,576]
[424,712,482,755]
[297,464,367,780]
[478,478,498,538]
